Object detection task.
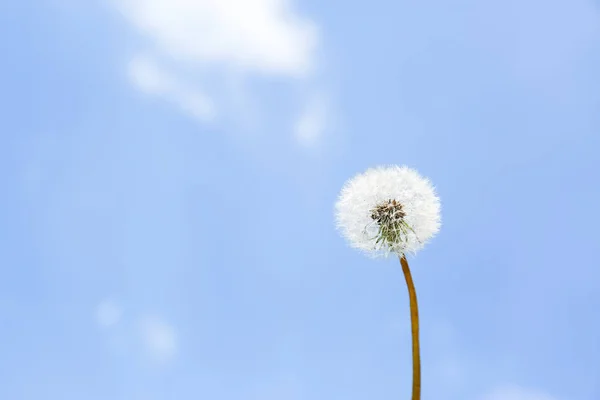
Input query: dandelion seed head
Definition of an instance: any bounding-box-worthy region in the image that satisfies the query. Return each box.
[335,165,441,258]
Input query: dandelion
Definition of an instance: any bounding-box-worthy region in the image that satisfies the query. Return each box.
[335,165,441,400]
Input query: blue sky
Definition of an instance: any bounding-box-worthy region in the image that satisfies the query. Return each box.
[1,0,599,399]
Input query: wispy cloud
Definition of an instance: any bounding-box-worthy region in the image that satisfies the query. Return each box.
[128,55,216,121]
[113,0,317,77]
[112,0,328,140]
[294,93,330,147]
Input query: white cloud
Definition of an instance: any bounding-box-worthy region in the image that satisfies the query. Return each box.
[294,93,329,147]
[95,299,122,328]
[127,55,169,94]
[482,385,559,400]
[114,0,318,77]
[128,55,216,121]
[138,315,178,361]
[112,0,329,142]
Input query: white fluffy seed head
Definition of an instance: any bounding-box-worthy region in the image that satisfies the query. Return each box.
[335,165,441,258]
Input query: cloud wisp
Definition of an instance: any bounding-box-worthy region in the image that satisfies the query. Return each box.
[114,0,318,77]
[112,0,330,145]
[128,55,216,122]
[294,93,330,148]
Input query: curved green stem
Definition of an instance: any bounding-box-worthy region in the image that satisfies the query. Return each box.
[400,255,421,400]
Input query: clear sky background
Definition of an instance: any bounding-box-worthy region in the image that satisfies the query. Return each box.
[1,1,599,399]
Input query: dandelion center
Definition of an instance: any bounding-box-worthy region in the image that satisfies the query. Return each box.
[369,199,416,250]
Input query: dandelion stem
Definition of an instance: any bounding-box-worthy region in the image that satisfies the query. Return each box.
[400,254,421,400]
